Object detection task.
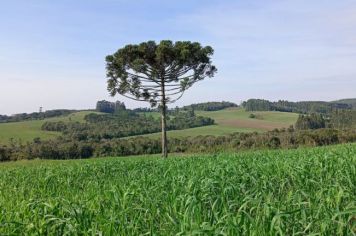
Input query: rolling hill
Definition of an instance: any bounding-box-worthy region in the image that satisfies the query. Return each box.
[333,98,356,108]
[138,108,298,138]
[0,111,98,144]
[0,108,298,144]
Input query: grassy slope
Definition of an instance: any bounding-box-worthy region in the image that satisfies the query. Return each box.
[197,108,298,127]
[0,111,98,144]
[0,144,355,235]
[0,120,59,144]
[0,108,298,143]
[139,108,298,138]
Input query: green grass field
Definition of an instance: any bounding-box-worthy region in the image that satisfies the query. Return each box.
[0,111,98,144]
[138,108,298,138]
[0,144,355,235]
[0,108,298,143]
[0,120,60,144]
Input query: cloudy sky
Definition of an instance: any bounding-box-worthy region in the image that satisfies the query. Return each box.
[1,0,355,115]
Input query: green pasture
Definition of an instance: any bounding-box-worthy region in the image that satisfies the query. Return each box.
[0,111,97,144]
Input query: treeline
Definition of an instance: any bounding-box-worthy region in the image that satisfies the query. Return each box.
[96,100,126,113]
[295,110,356,130]
[295,114,326,130]
[41,110,214,141]
[1,128,355,161]
[132,107,158,112]
[333,98,356,108]
[0,110,77,123]
[182,101,237,111]
[242,99,353,114]
[330,109,356,129]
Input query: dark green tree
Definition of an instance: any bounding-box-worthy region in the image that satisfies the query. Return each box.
[105,40,217,157]
[295,113,326,130]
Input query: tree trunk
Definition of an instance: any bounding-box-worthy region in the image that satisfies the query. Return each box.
[161,80,168,158]
[161,102,168,158]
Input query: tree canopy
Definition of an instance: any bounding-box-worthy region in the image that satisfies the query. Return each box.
[105,40,217,107]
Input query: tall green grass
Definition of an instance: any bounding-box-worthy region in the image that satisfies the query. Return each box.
[0,144,355,235]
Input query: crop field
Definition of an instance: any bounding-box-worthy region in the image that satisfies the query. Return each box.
[0,144,355,235]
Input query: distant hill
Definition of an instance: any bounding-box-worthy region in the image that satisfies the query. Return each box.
[127,108,298,139]
[332,98,356,108]
[0,108,298,144]
[242,98,354,113]
[1,99,353,144]
[182,101,238,111]
[0,111,97,144]
[0,109,80,123]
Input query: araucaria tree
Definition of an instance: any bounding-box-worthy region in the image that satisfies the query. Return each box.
[105,40,217,158]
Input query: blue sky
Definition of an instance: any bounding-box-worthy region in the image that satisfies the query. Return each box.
[1,0,355,114]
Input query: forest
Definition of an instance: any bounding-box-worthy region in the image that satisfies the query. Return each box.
[41,109,214,140]
[243,98,353,114]
[182,101,237,111]
[294,110,356,130]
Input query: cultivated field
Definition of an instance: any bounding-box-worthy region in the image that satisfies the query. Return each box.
[0,144,355,235]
